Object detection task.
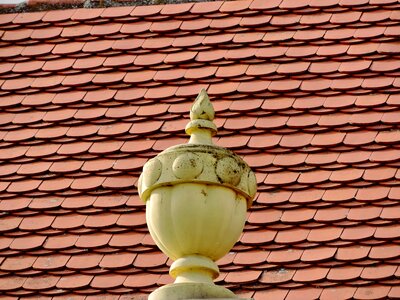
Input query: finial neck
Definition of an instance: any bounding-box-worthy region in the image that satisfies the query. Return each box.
[185,120,216,145]
[188,128,213,145]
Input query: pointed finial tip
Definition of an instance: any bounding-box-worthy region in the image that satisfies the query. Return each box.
[190,89,215,122]
[185,89,217,143]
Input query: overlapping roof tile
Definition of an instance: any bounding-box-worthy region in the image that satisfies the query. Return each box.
[0,0,400,299]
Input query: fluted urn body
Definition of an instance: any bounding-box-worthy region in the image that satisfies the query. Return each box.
[138,90,257,299]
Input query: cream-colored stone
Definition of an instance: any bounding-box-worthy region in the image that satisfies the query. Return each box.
[148,282,237,300]
[216,156,241,186]
[190,89,215,121]
[146,184,247,261]
[138,89,257,300]
[139,144,255,208]
[172,153,203,180]
[140,158,162,191]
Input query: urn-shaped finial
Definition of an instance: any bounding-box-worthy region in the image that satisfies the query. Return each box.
[138,89,257,299]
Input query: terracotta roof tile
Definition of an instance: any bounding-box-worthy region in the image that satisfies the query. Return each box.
[70,176,105,191]
[124,273,159,288]
[57,274,93,289]
[233,250,269,266]
[0,197,31,212]
[102,175,137,189]
[286,287,322,300]
[131,4,162,16]
[280,133,314,148]
[293,267,329,283]
[65,253,102,271]
[253,289,288,300]
[43,235,78,250]
[10,235,46,250]
[70,6,101,19]
[260,269,295,285]
[75,233,111,249]
[33,254,70,270]
[327,266,363,281]
[89,138,122,153]
[341,226,376,241]
[321,287,357,299]
[7,179,41,193]
[1,256,37,271]
[369,244,400,260]
[0,276,26,292]
[237,80,270,94]
[19,215,55,231]
[91,274,127,289]
[361,265,397,280]
[354,286,391,300]
[133,252,167,269]
[23,275,60,291]
[151,19,182,33]
[120,139,155,154]
[225,270,262,284]
[52,214,87,230]
[308,227,342,242]
[224,52,256,67]
[108,232,145,248]
[120,22,151,35]
[98,252,136,270]
[389,287,400,299]
[331,11,362,24]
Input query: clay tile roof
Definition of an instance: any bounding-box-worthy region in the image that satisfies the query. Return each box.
[0,0,400,298]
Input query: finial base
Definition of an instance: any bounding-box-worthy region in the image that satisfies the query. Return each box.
[170,255,219,284]
[148,282,237,300]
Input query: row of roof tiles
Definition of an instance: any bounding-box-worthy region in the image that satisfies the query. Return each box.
[0,276,398,299]
[1,0,400,19]
[2,165,400,188]
[1,150,400,175]
[1,188,400,216]
[1,199,400,227]
[1,246,400,272]
[2,12,400,39]
[2,77,400,95]
[0,263,399,286]
[2,134,400,157]
[2,111,400,130]
[3,59,400,79]
[1,232,399,260]
[0,286,398,300]
[2,41,400,63]
[1,93,399,112]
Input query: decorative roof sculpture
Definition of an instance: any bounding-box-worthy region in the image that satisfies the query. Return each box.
[139,89,256,299]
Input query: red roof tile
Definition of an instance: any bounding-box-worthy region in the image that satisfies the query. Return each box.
[0,0,399,298]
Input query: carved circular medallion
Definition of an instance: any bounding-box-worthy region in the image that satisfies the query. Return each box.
[172,153,203,180]
[247,171,257,197]
[216,156,241,186]
[143,158,162,187]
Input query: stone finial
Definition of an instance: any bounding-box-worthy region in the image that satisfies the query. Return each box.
[138,89,258,299]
